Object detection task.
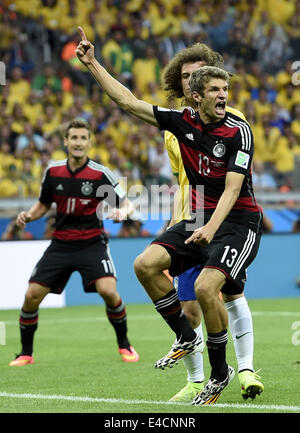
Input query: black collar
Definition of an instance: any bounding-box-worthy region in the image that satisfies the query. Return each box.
[67,157,89,175]
[196,111,227,130]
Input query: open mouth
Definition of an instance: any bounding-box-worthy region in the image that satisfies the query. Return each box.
[215,101,226,115]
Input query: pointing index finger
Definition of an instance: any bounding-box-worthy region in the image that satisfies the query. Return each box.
[78,26,87,41]
[184,235,194,244]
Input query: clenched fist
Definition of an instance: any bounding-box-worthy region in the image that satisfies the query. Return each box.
[16,211,32,229]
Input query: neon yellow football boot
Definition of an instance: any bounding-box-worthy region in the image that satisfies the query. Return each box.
[170,381,204,402]
[238,370,264,400]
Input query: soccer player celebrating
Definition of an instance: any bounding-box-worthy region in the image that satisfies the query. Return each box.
[162,44,263,402]
[9,118,139,367]
[76,27,263,405]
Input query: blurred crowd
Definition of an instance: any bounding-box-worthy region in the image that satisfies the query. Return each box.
[1,0,300,200]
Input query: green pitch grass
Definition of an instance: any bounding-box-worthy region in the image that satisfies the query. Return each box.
[0,298,300,414]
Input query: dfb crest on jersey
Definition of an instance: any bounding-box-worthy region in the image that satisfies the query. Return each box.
[81,181,93,196]
[213,141,226,158]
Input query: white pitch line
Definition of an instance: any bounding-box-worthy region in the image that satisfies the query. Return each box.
[251,311,300,317]
[0,392,299,412]
[3,311,300,326]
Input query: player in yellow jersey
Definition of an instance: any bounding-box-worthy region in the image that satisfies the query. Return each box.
[162,44,264,402]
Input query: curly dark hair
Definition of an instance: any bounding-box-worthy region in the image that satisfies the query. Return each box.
[161,43,224,104]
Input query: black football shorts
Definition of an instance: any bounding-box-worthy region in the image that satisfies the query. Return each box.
[152,219,261,295]
[29,236,117,294]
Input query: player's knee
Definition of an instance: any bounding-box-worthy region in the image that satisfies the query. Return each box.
[98,285,116,300]
[134,253,154,281]
[24,285,46,308]
[194,279,212,302]
[96,278,117,300]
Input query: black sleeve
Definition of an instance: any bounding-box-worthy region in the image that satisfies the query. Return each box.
[228,124,254,176]
[153,105,184,134]
[39,167,53,205]
[95,168,126,208]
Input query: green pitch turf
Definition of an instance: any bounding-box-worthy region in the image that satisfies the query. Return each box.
[0,298,300,414]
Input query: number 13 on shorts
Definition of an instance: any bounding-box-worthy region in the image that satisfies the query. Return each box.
[220,245,238,268]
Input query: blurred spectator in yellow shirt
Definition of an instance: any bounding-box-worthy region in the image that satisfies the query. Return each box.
[265,0,295,26]
[82,0,117,41]
[276,84,300,113]
[56,0,83,36]
[275,60,294,90]
[151,3,176,38]
[228,80,250,113]
[253,87,272,123]
[0,162,23,197]
[0,141,20,175]
[0,18,16,57]
[272,123,299,189]
[22,90,44,127]
[105,107,131,151]
[19,158,41,197]
[132,45,161,94]
[10,103,28,134]
[88,131,111,167]
[8,66,31,104]
[39,0,62,31]
[245,61,262,89]
[52,90,74,120]
[41,104,61,136]
[252,114,281,163]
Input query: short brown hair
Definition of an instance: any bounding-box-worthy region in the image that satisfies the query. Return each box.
[161,43,224,102]
[65,118,91,138]
[189,66,230,97]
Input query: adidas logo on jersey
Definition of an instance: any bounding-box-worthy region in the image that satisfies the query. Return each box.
[56,184,64,190]
[185,133,194,141]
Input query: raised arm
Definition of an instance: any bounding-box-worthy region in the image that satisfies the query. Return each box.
[75,27,158,127]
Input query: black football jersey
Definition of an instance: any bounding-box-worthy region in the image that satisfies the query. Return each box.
[153,106,262,232]
[39,158,125,241]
